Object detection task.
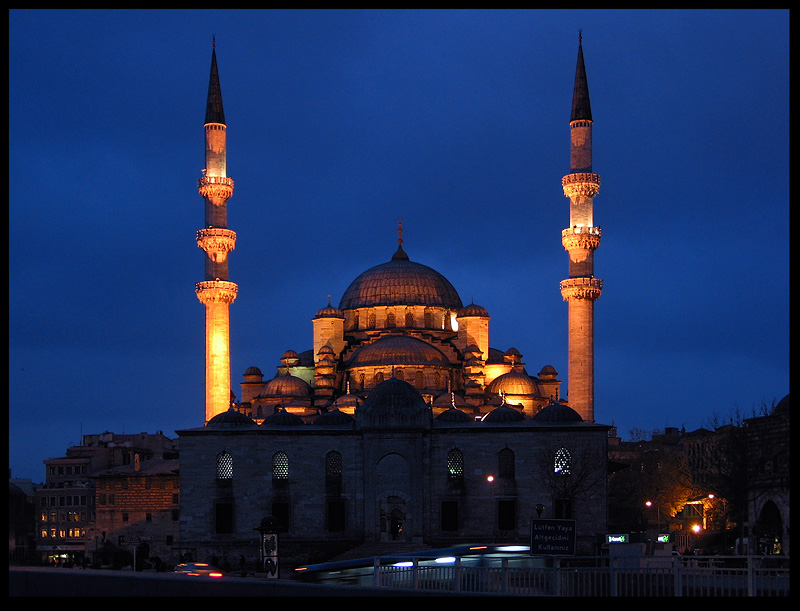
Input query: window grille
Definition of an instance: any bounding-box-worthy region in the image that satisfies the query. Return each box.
[554,447,571,475]
[272,451,289,480]
[216,451,233,480]
[326,451,342,484]
[447,449,464,479]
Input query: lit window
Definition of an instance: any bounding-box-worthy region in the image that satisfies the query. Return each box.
[216,451,233,480]
[273,451,289,481]
[554,447,571,475]
[447,449,464,479]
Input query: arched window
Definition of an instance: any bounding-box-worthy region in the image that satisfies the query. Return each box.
[216,451,233,480]
[414,370,424,389]
[424,310,433,329]
[367,311,376,329]
[405,310,415,327]
[325,451,342,486]
[498,448,515,479]
[272,451,289,481]
[447,449,464,480]
[554,447,571,475]
[386,310,395,328]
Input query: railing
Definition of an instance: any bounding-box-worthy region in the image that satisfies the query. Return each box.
[372,555,790,596]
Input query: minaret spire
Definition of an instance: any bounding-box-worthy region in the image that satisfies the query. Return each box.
[195,39,237,424]
[205,36,226,126]
[559,34,602,423]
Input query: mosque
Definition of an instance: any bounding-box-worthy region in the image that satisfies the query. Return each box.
[178,36,611,570]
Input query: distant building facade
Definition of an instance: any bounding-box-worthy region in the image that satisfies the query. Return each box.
[33,431,177,566]
[744,395,790,555]
[93,458,181,568]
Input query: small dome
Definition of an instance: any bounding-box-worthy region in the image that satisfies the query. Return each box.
[533,402,583,423]
[486,371,539,396]
[435,406,474,423]
[335,391,360,410]
[317,344,335,356]
[206,407,257,428]
[538,365,558,379]
[457,302,489,317]
[282,350,299,359]
[482,404,526,423]
[263,374,312,398]
[262,407,305,426]
[244,366,263,376]
[315,299,345,319]
[314,406,355,426]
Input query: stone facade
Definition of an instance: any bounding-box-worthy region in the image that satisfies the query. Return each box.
[178,386,610,569]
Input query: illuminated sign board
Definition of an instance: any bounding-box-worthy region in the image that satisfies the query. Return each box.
[605,534,628,543]
[657,534,670,543]
[530,519,576,555]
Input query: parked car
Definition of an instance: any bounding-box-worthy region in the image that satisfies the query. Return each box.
[173,562,224,578]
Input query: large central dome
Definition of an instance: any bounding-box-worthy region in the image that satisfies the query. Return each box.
[339,245,463,310]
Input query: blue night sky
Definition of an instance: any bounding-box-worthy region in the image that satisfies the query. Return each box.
[9,9,789,482]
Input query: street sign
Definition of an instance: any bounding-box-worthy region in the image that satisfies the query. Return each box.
[530,518,576,555]
[118,535,151,546]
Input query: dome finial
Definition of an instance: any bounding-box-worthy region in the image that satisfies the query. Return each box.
[398,218,403,246]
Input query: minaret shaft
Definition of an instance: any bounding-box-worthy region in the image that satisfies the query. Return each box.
[196,42,237,423]
[560,35,601,424]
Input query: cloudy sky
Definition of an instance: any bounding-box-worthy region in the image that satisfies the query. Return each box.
[9,9,789,481]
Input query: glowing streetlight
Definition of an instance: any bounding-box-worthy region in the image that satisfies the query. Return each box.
[692,524,702,534]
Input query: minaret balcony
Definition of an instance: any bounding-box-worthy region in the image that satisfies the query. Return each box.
[562,172,600,199]
[197,228,237,262]
[561,226,601,253]
[196,280,238,305]
[198,175,234,201]
[560,277,602,301]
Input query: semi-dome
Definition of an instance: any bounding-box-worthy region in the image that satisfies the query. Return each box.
[339,245,463,311]
[357,375,430,428]
[262,373,312,398]
[346,335,451,368]
[486,370,539,396]
[532,402,583,423]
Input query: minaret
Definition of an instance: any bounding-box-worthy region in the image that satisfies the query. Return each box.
[560,33,602,423]
[195,38,237,423]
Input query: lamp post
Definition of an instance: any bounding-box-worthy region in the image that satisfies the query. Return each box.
[645,501,661,534]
